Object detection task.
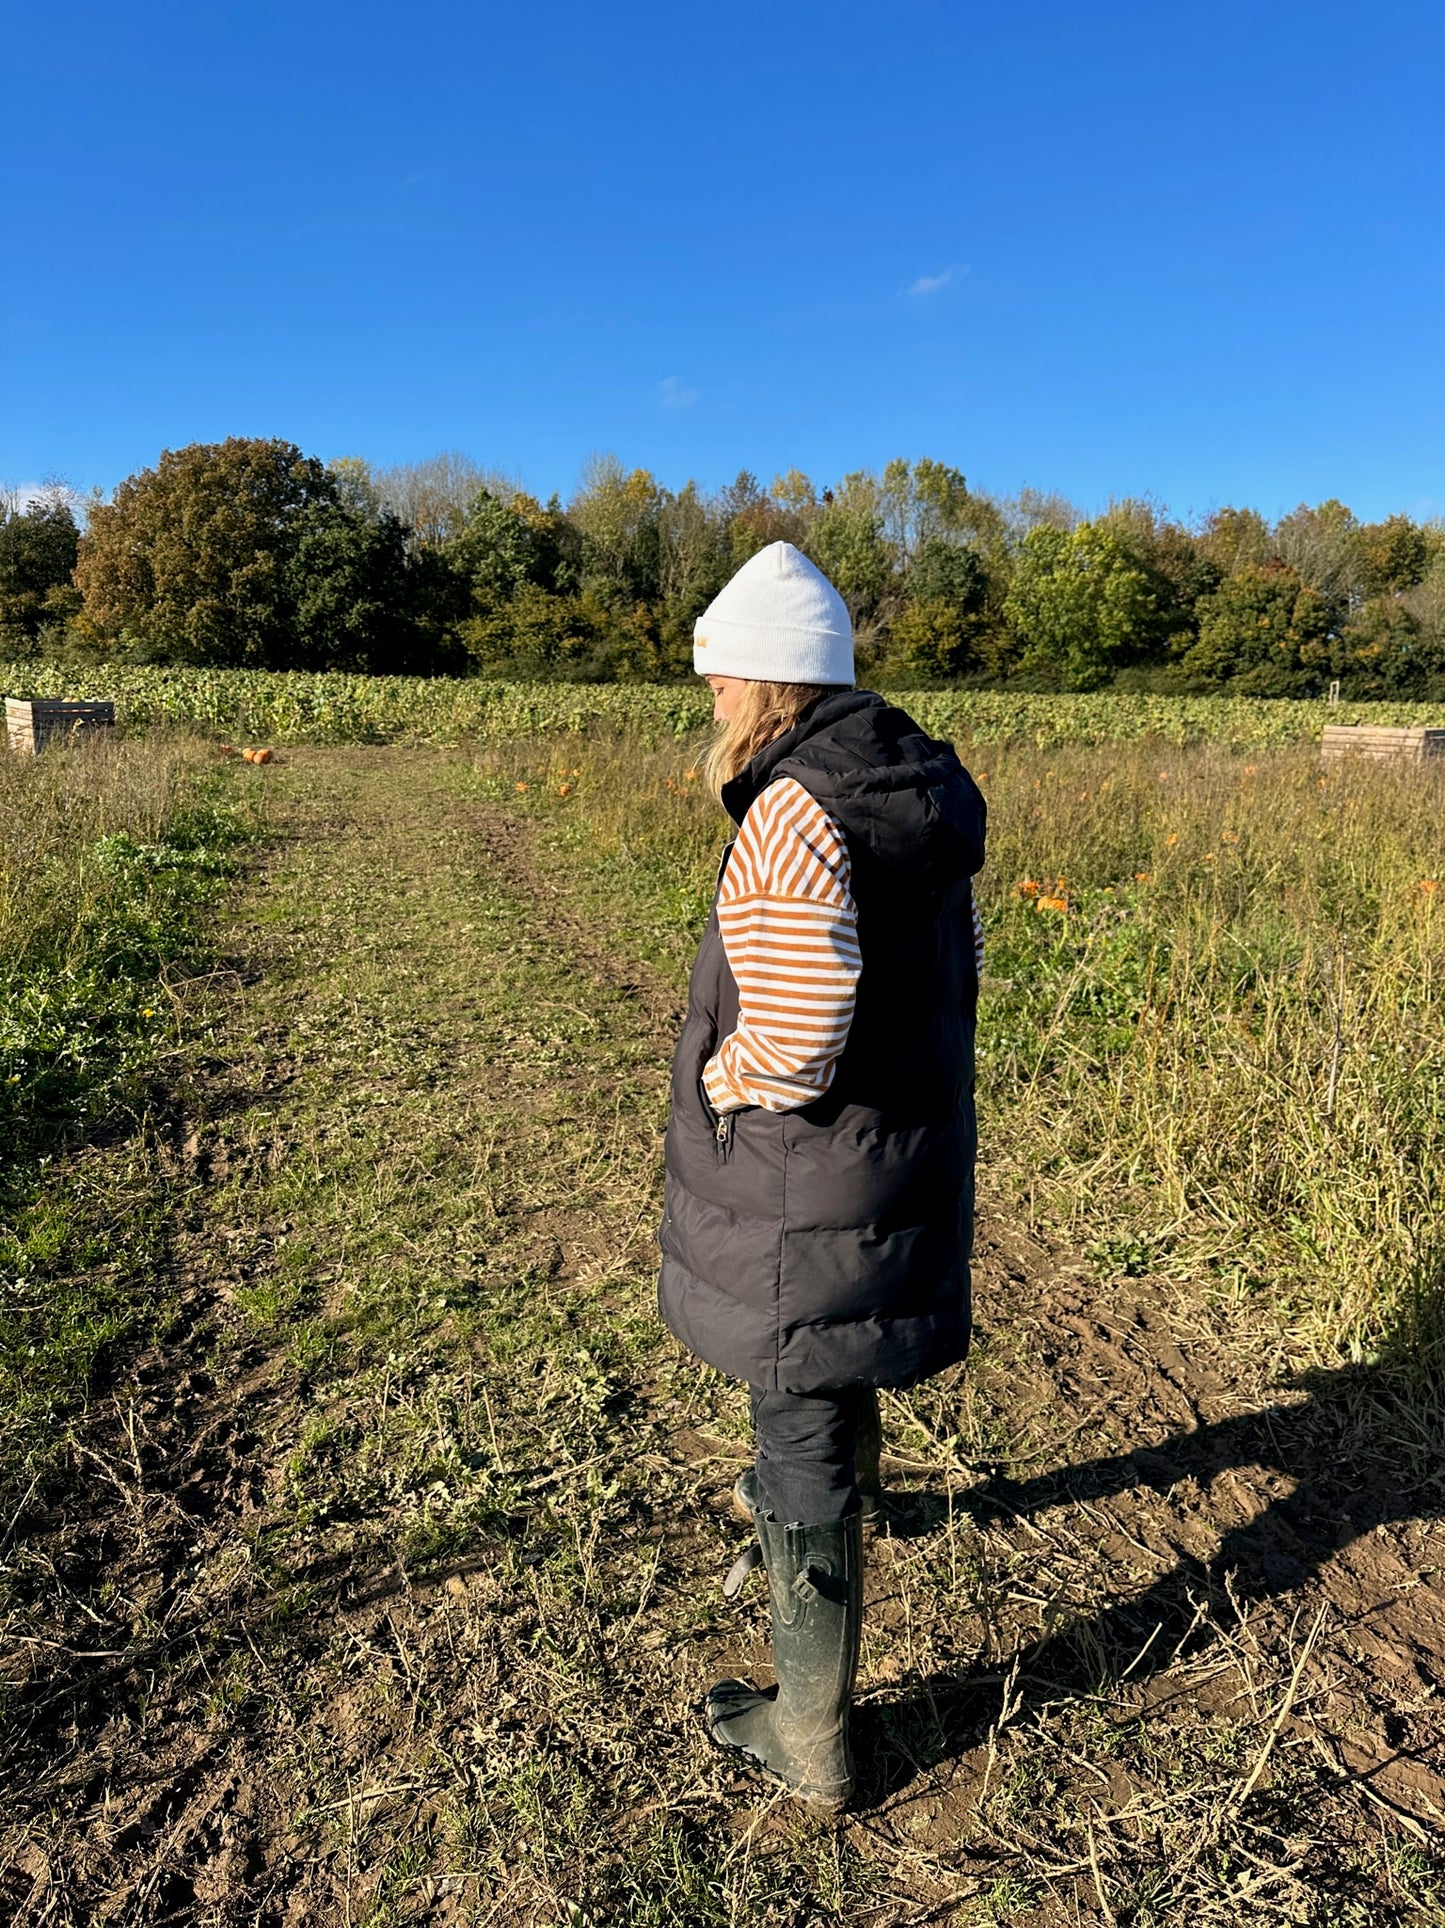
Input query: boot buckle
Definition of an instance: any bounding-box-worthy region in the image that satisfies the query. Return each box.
[792,1563,827,1602]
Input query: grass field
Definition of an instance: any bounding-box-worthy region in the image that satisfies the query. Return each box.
[1,709,1443,1925]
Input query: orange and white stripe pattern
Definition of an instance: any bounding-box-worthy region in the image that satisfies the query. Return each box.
[703,777,862,1114]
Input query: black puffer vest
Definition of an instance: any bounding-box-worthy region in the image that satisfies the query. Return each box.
[658,690,986,1394]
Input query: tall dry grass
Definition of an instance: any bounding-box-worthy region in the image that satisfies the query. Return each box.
[1,729,248,1162]
[974,741,1445,1372]
[0,733,199,975]
[476,727,1445,1374]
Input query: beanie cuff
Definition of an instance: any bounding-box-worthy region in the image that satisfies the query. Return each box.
[693,619,854,685]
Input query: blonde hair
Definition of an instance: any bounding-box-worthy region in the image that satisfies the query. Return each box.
[702,681,836,798]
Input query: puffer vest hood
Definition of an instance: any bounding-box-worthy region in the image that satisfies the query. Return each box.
[658,691,986,1394]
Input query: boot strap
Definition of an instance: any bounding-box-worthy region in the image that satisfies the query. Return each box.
[722,1542,763,1599]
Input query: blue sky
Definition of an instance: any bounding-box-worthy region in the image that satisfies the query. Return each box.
[4,1,1442,524]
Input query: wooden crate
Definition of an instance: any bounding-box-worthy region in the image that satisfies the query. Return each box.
[1321,724,1445,764]
[5,697,117,754]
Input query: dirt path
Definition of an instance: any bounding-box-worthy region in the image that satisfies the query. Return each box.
[3,749,1442,1927]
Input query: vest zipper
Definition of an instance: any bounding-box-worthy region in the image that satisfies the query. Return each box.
[715,1112,736,1160]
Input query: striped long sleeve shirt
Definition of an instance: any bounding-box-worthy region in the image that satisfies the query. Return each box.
[702,779,862,1115]
[702,778,988,1116]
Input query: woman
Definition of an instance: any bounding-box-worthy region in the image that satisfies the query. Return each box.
[659,540,986,1807]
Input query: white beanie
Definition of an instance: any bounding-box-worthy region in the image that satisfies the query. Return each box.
[693,541,854,684]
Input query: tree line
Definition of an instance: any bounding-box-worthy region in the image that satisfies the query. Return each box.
[3,437,1443,694]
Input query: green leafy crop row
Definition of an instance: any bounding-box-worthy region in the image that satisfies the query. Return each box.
[3,663,1439,749]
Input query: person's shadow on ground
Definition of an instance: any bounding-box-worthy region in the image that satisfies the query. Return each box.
[856,1351,1445,1805]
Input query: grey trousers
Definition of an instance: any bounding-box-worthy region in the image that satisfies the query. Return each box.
[749,1385,868,1525]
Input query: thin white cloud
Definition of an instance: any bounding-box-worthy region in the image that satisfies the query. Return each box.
[906,265,966,298]
[658,375,699,409]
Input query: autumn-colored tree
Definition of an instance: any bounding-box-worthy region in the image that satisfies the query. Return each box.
[1195,506,1274,577]
[1001,487,1080,540]
[76,439,338,663]
[1355,514,1430,598]
[53,431,1444,689]
[373,452,506,547]
[75,438,451,670]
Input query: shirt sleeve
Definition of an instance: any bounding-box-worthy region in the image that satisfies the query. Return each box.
[702,777,861,1114]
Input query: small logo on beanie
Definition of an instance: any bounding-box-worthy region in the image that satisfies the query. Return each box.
[696,634,708,649]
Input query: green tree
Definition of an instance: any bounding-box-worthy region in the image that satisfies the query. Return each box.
[1003,522,1157,689]
[910,536,986,613]
[0,496,81,644]
[448,488,570,611]
[328,456,386,520]
[569,456,662,605]
[887,598,977,682]
[462,581,607,679]
[1335,597,1431,694]
[1094,499,1218,660]
[1183,563,1332,694]
[287,503,462,673]
[654,482,729,671]
[879,458,972,561]
[883,538,991,681]
[806,472,894,628]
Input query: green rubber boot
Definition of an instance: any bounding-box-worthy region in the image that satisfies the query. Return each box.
[708,1505,864,1807]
